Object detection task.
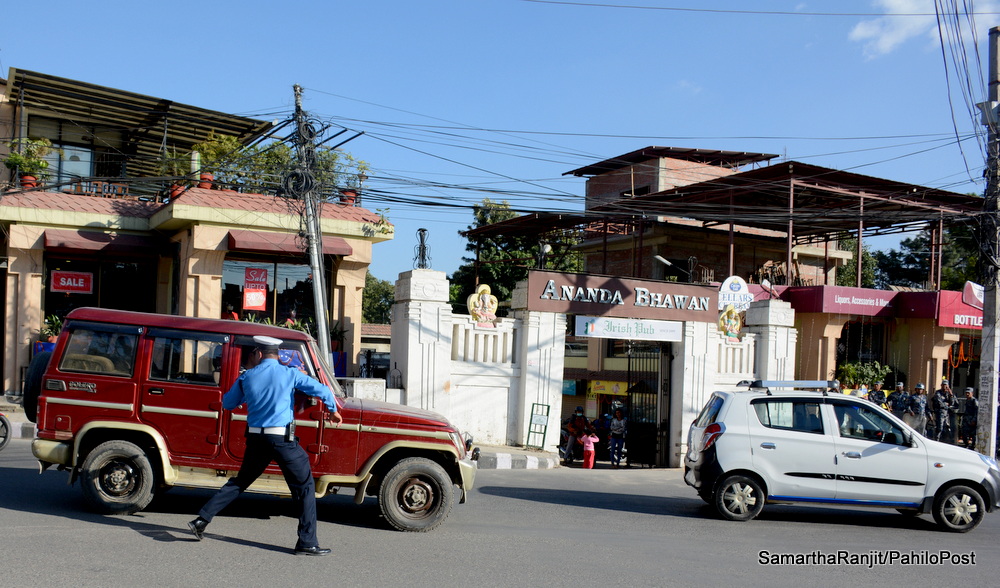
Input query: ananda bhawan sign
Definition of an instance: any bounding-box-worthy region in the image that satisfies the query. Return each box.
[525,270,719,323]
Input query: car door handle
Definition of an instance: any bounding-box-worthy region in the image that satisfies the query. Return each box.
[760,442,776,449]
[841,451,861,459]
[149,388,164,395]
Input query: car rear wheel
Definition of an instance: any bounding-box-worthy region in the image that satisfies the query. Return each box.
[715,474,765,521]
[933,485,985,532]
[80,440,155,515]
[379,457,454,532]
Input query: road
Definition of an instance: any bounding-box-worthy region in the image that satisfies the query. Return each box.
[2,437,998,587]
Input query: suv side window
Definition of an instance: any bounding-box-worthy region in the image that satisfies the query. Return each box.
[752,400,824,434]
[149,329,226,386]
[832,401,907,445]
[59,326,138,376]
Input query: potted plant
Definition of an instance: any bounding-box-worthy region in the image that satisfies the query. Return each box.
[192,132,244,189]
[3,138,54,188]
[34,314,62,355]
[158,147,191,198]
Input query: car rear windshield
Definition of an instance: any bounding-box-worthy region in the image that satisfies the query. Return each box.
[694,393,726,427]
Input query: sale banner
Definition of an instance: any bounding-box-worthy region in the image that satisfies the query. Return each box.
[51,270,94,294]
[243,267,268,311]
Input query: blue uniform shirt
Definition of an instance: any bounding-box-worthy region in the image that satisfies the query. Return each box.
[223,358,338,427]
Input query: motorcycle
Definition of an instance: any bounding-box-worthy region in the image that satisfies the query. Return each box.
[0,411,11,452]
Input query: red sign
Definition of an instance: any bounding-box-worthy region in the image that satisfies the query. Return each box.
[51,270,93,294]
[939,290,983,329]
[243,267,268,311]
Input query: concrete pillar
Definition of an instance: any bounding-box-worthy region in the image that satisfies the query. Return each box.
[3,225,44,396]
[510,309,566,450]
[175,225,226,319]
[795,313,844,380]
[744,298,797,380]
[391,269,453,414]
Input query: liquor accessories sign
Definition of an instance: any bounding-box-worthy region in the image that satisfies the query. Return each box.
[526,270,718,323]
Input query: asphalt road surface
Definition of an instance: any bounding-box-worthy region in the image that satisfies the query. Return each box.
[2,437,998,587]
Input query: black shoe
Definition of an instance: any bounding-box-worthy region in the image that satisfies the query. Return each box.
[187,517,208,541]
[294,545,331,556]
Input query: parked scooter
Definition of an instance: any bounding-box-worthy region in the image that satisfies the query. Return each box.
[0,411,11,452]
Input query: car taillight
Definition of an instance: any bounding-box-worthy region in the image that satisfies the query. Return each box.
[701,422,725,451]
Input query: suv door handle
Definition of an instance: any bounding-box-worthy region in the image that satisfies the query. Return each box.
[841,451,861,459]
[149,388,164,395]
[760,442,776,449]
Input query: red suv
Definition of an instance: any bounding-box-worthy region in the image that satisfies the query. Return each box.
[25,307,477,531]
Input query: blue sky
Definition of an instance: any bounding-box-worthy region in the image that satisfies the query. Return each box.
[2,0,996,282]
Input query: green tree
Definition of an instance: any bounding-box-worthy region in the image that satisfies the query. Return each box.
[362,271,394,324]
[191,132,368,200]
[449,198,581,313]
[836,237,877,288]
[872,222,978,290]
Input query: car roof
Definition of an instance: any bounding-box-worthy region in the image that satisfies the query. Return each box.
[65,307,313,342]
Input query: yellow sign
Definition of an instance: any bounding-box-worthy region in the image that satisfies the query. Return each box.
[589,380,627,396]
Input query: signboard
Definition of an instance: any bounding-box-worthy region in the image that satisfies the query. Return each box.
[589,380,628,396]
[939,290,983,329]
[784,285,896,317]
[243,267,268,311]
[718,275,754,311]
[963,281,985,311]
[51,270,93,294]
[575,315,683,341]
[527,270,718,323]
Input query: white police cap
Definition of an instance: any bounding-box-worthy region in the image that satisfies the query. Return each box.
[253,335,282,351]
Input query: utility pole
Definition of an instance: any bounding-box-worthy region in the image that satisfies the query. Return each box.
[291,85,332,360]
[976,27,1000,458]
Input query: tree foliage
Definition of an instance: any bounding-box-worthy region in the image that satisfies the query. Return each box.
[449,198,582,313]
[872,222,978,290]
[362,271,394,324]
[836,238,877,288]
[190,132,368,200]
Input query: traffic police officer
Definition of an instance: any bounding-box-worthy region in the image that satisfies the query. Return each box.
[188,335,342,555]
[961,387,979,448]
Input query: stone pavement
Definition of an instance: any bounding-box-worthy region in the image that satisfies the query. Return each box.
[2,399,560,469]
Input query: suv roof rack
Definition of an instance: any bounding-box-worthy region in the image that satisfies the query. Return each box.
[736,380,841,396]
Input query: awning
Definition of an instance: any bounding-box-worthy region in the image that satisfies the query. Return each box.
[228,230,352,256]
[44,229,157,252]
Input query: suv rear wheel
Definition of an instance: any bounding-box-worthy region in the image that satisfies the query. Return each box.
[379,457,454,532]
[715,474,766,521]
[933,485,985,533]
[80,440,155,515]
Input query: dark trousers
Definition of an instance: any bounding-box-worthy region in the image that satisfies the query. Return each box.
[198,433,319,548]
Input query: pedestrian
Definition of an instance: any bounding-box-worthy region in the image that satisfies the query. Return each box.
[578,428,600,469]
[608,408,627,468]
[562,406,588,465]
[961,387,979,449]
[867,381,887,409]
[930,379,953,442]
[188,335,342,556]
[887,382,909,421]
[905,383,928,436]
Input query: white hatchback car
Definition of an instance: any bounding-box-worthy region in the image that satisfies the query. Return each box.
[684,380,1000,532]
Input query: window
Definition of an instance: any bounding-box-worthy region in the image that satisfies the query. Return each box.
[149,329,226,386]
[833,402,907,445]
[752,400,824,434]
[59,326,138,376]
[694,394,726,427]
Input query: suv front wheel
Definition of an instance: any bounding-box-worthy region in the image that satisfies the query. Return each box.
[715,474,766,521]
[379,457,454,532]
[80,440,156,515]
